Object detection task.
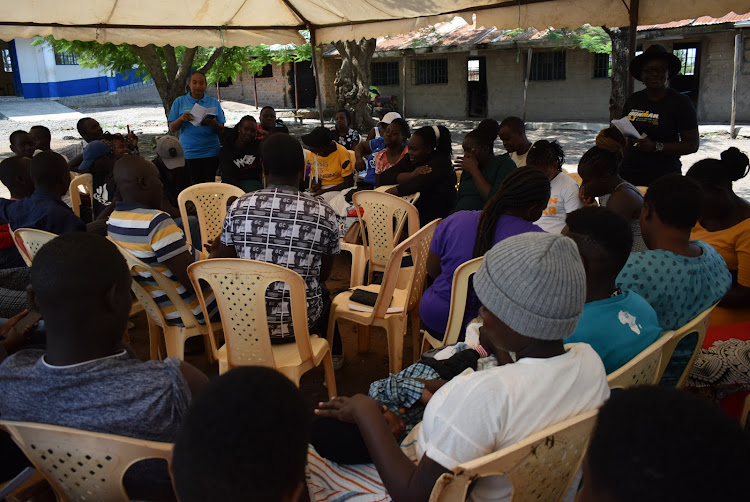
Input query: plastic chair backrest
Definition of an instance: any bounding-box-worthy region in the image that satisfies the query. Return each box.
[187,258,314,370]
[12,228,57,266]
[0,420,172,502]
[366,220,440,321]
[352,190,419,272]
[108,238,201,331]
[429,408,598,502]
[607,331,673,391]
[347,149,356,167]
[177,182,245,252]
[406,218,440,312]
[656,304,715,388]
[636,186,648,196]
[69,173,93,218]
[442,257,483,347]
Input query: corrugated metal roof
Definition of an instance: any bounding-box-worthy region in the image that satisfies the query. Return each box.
[638,11,750,30]
[322,12,750,56]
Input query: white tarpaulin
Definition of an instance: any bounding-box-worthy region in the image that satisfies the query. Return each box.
[1,0,749,47]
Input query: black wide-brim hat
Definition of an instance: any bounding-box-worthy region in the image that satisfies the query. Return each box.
[301,126,336,148]
[629,44,682,81]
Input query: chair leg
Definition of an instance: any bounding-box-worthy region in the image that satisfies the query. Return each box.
[410,309,421,363]
[322,350,337,399]
[203,333,216,365]
[386,318,406,374]
[164,328,186,360]
[147,319,162,360]
[357,324,371,354]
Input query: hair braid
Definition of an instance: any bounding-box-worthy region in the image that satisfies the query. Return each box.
[472,168,551,258]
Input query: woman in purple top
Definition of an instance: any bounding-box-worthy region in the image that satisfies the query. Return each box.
[420,168,551,339]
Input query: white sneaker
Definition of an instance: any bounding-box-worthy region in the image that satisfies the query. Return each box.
[332,354,345,370]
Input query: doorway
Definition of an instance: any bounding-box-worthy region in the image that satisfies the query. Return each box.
[671,43,701,108]
[288,61,317,109]
[467,57,487,117]
[0,41,20,96]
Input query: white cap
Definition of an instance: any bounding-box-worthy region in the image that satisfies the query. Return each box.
[380,112,402,125]
[156,135,184,170]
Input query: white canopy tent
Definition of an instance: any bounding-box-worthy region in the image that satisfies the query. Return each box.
[0,0,747,47]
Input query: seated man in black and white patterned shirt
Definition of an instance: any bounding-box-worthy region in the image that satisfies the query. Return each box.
[210,133,343,364]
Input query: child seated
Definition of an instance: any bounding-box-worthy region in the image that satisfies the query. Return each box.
[302,126,354,202]
[309,232,609,502]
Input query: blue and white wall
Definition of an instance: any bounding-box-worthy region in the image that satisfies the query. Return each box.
[13,38,138,99]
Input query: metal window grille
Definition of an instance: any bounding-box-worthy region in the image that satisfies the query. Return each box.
[371,61,399,86]
[529,51,566,81]
[411,58,448,85]
[467,59,480,81]
[673,47,697,76]
[54,52,78,65]
[593,52,612,79]
[1,49,12,73]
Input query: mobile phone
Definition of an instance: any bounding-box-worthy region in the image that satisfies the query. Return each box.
[12,310,42,334]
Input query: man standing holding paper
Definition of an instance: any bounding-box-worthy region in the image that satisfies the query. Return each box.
[618,45,699,187]
[168,71,225,188]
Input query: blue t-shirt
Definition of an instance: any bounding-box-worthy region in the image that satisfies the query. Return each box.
[168,93,225,159]
[364,137,386,185]
[616,240,731,331]
[565,290,662,374]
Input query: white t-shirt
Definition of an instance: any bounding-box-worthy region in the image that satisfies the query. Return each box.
[535,172,582,234]
[415,343,609,502]
[510,150,528,168]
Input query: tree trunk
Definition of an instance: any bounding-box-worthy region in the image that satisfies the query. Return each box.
[604,26,630,121]
[130,45,223,118]
[333,38,377,132]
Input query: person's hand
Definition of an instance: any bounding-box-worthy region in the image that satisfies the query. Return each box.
[385,187,399,196]
[311,181,322,196]
[413,166,432,176]
[181,112,194,123]
[126,126,138,147]
[1,310,33,354]
[205,231,223,256]
[202,117,219,128]
[460,154,480,176]
[315,394,380,423]
[579,186,595,205]
[418,387,434,405]
[634,136,657,152]
[453,155,464,169]
[382,408,406,440]
[355,156,366,172]
[185,201,197,216]
[256,126,271,137]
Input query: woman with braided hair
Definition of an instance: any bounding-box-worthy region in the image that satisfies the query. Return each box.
[419,168,551,340]
[526,139,583,234]
[578,127,647,251]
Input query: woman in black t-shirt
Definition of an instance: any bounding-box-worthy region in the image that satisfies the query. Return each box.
[219,115,262,192]
[380,125,456,225]
[619,45,699,186]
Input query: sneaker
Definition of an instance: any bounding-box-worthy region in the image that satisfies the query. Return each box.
[332,354,345,370]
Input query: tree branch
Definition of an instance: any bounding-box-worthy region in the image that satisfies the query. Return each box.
[175,46,198,91]
[131,44,168,93]
[164,45,178,83]
[199,47,225,74]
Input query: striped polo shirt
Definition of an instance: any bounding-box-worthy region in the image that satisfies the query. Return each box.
[107,203,217,327]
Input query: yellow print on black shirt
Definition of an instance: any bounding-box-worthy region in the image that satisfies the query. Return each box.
[628,109,659,126]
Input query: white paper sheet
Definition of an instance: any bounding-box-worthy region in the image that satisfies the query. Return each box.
[189,103,217,127]
[611,117,646,140]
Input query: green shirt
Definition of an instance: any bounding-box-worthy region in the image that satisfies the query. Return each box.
[453,153,516,211]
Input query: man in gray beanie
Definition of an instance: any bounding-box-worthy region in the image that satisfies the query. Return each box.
[311,232,609,502]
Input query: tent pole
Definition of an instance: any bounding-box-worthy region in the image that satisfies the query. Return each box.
[309,26,325,125]
[401,54,406,117]
[627,0,639,96]
[522,47,532,122]
[731,31,742,139]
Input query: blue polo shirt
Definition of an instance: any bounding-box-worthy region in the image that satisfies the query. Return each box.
[168,93,225,160]
[0,190,86,235]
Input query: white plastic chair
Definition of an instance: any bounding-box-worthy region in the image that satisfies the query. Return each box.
[656,304,715,388]
[12,228,57,266]
[177,182,245,255]
[69,173,93,218]
[607,331,673,391]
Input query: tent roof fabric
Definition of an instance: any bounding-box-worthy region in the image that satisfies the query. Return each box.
[0,0,748,47]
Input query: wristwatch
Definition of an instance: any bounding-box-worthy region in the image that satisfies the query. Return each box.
[655,142,664,152]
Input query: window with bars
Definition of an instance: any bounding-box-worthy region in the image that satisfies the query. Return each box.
[54,52,78,65]
[593,52,612,78]
[371,61,399,86]
[673,46,697,76]
[467,59,480,81]
[1,49,12,73]
[528,51,566,81]
[257,64,273,78]
[411,58,448,85]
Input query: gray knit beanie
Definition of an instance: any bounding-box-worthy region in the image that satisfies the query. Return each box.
[473,232,586,340]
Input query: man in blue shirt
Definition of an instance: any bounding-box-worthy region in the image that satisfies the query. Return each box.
[353,112,402,188]
[0,151,86,236]
[168,71,226,188]
[563,207,662,374]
